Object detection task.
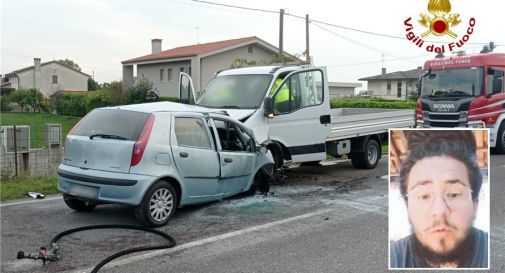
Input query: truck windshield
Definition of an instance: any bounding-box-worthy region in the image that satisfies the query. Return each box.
[420,67,483,98]
[197,74,273,109]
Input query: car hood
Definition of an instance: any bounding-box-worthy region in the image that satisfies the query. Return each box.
[221,109,257,121]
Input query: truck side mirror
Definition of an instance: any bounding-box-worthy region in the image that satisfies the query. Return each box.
[263,97,274,118]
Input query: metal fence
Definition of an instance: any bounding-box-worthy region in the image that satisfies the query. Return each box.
[0,124,63,178]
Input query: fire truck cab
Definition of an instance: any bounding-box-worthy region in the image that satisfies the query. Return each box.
[417,52,505,153]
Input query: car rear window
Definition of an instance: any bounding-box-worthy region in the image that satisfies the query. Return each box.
[72,109,150,141]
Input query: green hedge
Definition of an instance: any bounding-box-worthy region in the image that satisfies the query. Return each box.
[54,93,87,116]
[158,96,180,102]
[330,98,416,109]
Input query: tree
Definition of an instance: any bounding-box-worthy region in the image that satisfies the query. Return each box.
[57,58,81,71]
[102,81,123,105]
[123,80,152,105]
[88,78,99,91]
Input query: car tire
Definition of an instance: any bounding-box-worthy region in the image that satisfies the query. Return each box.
[265,145,282,180]
[135,181,177,227]
[245,165,273,195]
[491,122,505,155]
[350,139,380,169]
[63,194,97,212]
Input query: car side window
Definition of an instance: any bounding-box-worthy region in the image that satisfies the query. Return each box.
[213,120,254,153]
[174,117,211,149]
[273,70,323,114]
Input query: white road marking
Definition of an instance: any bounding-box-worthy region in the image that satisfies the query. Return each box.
[67,197,387,273]
[0,195,62,208]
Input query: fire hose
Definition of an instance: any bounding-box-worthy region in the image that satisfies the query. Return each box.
[17,225,176,273]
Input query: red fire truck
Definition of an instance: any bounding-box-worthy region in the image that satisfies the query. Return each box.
[416,52,505,153]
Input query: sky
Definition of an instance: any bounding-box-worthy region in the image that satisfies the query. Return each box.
[1,0,504,91]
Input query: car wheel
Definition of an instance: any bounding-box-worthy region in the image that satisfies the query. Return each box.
[63,194,97,212]
[245,165,273,195]
[350,139,380,169]
[491,122,505,154]
[265,145,282,180]
[135,181,177,227]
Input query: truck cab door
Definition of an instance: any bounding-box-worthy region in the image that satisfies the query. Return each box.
[178,72,197,104]
[267,67,331,163]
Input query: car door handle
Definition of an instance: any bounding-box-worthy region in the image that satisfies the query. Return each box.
[179,152,189,158]
[224,158,233,163]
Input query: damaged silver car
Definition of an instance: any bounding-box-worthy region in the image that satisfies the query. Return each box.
[57,102,274,227]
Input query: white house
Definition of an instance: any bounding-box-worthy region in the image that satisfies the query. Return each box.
[328,82,362,99]
[359,67,422,100]
[121,36,300,97]
[5,58,90,97]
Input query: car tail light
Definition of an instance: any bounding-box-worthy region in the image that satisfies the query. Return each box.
[131,114,155,166]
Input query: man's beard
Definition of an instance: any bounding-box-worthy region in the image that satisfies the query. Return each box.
[412,228,474,267]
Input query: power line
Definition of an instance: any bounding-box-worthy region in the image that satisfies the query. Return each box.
[327,54,431,68]
[180,0,497,45]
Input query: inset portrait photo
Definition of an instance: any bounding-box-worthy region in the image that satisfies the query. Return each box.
[389,129,490,269]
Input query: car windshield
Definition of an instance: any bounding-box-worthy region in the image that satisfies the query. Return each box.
[197,74,273,109]
[420,67,483,98]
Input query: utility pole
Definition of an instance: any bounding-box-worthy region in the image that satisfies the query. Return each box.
[279,9,284,63]
[306,14,310,64]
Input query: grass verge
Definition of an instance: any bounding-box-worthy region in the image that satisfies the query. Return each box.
[1,175,58,201]
[0,112,81,148]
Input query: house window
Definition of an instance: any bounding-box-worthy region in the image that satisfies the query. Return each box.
[180,67,185,73]
[160,69,164,81]
[386,80,391,95]
[52,75,58,84]
[248,46,253,54]
[167,68,173,81]
[397,82,402,98]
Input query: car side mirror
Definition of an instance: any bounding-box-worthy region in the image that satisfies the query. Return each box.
[256,144,268,154]
[263,97,274,118]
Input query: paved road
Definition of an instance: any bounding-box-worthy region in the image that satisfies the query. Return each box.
[1,155,504,272]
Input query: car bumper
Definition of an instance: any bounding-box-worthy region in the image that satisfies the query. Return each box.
[57,164,156,206]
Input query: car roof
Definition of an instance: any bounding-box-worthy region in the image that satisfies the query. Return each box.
[102,101,225,115]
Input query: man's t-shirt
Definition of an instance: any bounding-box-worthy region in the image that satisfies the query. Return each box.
[390,227,488,268]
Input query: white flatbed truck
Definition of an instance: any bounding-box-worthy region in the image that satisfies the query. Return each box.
[179,65,414,172]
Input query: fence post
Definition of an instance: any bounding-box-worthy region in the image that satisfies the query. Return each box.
[13,125,18,177]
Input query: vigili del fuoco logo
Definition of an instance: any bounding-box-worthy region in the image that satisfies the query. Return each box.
[404,0,476,53]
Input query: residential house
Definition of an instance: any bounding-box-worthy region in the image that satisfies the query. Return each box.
[358,67,422,100]
[122,36,300,97]
[328,82,362,99]
[4,58,90,97]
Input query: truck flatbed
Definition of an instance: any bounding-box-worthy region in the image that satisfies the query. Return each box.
[328,108,415,141]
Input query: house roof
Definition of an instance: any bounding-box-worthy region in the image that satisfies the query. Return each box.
[6,61,91,78]
[358,67,422,81]
[122,36,286,64]
[328,82,362,88]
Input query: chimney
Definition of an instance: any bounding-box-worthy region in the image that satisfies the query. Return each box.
[151,39,162,54]
[34,58,41,71]
[34,58,42,90]
[381,68,386,75]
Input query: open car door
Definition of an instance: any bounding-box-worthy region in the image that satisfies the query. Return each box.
[178,72,197,105]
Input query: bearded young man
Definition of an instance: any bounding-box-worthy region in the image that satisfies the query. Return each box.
[390,130,488,268]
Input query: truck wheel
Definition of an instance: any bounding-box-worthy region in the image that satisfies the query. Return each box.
[492,122,505,154]
[265,145,282,180]
[63,194,97,212]
[135,181,177,227]
[350,139,380,169]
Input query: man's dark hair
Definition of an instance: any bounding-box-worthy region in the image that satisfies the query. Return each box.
[399,130,483,201]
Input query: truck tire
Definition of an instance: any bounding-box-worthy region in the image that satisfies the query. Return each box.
[492,122,505,154]
[63,194,97,212]
[266,144,282,180]
[135,181,177,227]
[350,139,380,169]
